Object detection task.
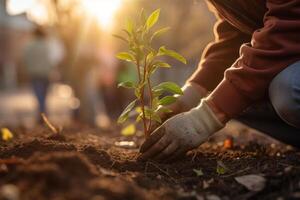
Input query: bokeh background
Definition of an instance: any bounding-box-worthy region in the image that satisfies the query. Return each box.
[0,0,216,129]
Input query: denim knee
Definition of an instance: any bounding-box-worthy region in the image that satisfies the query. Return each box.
[269,61,300,129]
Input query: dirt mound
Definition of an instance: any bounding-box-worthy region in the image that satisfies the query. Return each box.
[0,128,300,200]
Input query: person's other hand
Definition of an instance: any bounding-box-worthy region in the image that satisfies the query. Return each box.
[139,99,224,162]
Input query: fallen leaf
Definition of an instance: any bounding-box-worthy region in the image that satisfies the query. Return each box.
[206,194,221,200]
[121,124,136,136]
[1,128,13,141]
[193,168,204,176]
[235,174,266,192]
[216,161,228,175]
[203,178,214,189]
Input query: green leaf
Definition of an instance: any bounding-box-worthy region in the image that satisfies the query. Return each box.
[193,169,204,177]
[153,82,183,95]
[152,88,163,97]
[151,113,162,123]
[122,29,131,37]
[135,107,142,113]
[152,97,160,109]
[151,27,170,41]
[146,52,155,63]
[126,19,134,33]
[146,9,160,30]
[144,107,153,119]
[158,96,177,106]
[136,113,143,122]
[135,88,141,98]
[140,8,147,24]
[121,124,136,136]
[112,34,128,43]
[118,81,135,89]
[118,100,137,124]
[216,161,228,175]
[158,46,187,64]
[153,61,171,68]
[143,108,162,123]
[156,106,173,114]
[116,52,135,62]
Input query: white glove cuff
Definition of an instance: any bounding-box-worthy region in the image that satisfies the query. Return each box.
[187,99,224,136]
[176,84,203,111]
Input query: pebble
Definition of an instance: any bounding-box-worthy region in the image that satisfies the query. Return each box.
[0,184,20,200]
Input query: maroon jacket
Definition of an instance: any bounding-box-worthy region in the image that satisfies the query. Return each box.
[188,0,300,118]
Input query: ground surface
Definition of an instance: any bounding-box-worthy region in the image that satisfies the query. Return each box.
[0,125,300,200]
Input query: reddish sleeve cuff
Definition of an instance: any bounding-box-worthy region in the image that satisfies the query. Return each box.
[208,79,252,118]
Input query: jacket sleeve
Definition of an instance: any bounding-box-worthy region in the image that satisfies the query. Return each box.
[209,0,300,118]
[187,16,250,91]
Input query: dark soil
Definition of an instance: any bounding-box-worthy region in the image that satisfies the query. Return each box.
[0,126,300,200]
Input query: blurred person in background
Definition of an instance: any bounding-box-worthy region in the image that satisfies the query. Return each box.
[22,26,63,120]
[139,0,300,161]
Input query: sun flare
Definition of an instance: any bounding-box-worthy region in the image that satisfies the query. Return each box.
[82,0,123,28]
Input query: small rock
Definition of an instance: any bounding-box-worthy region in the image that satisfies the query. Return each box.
[114,141,137,149]
[235,174,266,192]
[284,166,293,173]
[0,184,20,200]
[292,192,300,198]
[0,164,8,172]
[206,194,221,200]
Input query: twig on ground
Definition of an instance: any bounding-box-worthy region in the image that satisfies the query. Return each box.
[41,113,59,134]
[191,151,198,162]
[220,166,252,178]
[147,161,178,183]
[278,162,300,169]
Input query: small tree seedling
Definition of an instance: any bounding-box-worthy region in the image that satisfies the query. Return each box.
[114,9,187,138]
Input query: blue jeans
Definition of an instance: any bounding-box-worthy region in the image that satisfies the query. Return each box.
[32,78,50,114]
[237,61,300,148]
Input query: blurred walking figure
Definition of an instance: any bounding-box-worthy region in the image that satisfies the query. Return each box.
[22,27,56,117]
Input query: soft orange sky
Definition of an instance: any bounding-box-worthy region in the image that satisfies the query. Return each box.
[7,0,124,28]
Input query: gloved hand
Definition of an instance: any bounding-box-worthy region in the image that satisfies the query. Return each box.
[150,82,208,131]
[139,99,224,162]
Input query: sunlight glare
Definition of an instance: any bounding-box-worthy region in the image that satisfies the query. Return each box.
[7,0,35,15]
[82,0,123,28]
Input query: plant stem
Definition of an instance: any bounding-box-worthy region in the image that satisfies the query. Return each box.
[136,59,141,83]
[147,77,153,133]
[137,57,148,138]
[140,91,148,137]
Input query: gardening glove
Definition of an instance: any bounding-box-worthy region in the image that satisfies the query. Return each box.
[177,82,207,112]
[139,99,224,162]
[150,83,207,131]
